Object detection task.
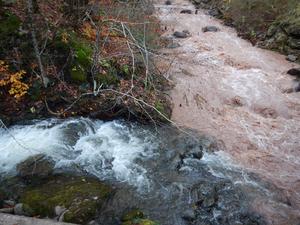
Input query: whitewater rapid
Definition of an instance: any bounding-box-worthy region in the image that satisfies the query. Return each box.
[155,0,300,224]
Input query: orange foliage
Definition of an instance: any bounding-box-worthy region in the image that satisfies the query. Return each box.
[0,60,29,99]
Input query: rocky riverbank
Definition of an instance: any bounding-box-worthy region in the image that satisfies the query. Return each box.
[191,0,300,63]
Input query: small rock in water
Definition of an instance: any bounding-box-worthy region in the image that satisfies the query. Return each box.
[16,154,55,179]
[287,68,300,77]
[165,0,172,5]
[3,200,15,208]
[202,26,220,32]
[286,54,298,62]
[208,8,221,17]
[167,42,181,49]
[295,83,300,92]
[173,30,190,38]
[14,203,34,216]
[180,9,192,14]
[182,209,196,221]
[0,207,14,214]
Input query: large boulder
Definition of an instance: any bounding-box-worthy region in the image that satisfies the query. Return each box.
[19,175,112,224]
[16,154,55,179]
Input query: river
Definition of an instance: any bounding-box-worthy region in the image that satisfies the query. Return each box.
[0,0,299,224]
[155,0,300,224]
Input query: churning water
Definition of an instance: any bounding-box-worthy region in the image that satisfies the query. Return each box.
[0,118,298,224]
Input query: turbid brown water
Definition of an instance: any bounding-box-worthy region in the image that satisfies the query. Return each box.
[155,0,300,224]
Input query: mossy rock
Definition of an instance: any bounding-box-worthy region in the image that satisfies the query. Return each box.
[20,175,112,224]
[122,210,159,225]
[51,30,93,83]
[70,64,87,82]
[122,209,144,221]
[122,218,159,225]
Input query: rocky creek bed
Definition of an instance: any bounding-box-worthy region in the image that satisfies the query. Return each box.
[0,118,291,225]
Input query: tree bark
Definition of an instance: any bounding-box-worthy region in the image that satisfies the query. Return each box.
[26,0,49,87]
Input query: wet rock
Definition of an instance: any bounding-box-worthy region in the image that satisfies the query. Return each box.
[167,42,181,49]
[202,26,220,32]
[295,83,300,92]
[19,175,112,224]
[0,207,14,214]
[287,68,300,77]
[173,30,190,38]
[286,54,298,62]
[165,0,172,5]
[3,200,15,208]
[16,154,55,179]
[121,210,159,225]
[208,8,221,17]
[14,203,34,216]
[121,209,144,221]
[87,220,100,225]
[180,9,192,14]
[182,209,196,221]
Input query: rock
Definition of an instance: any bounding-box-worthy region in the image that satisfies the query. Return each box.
[16,154,55,179]
[121,210,159,225]
[202,26,220,32]
[87,220,100,225]
[167,42,181,49]
[173,30,190,38]
[208,8,221,17]
[295,83,300,92]
[14,203,34,216]
[287,68,300,77]
[0,213,78,225]
[286,54,298,62]
[165,0,172,5]
[181,145,203,161]
[121,210,144,222]
[3,200,15,208]
[20,175,112,224]
[180,9,192,14]
[0,207,14,214]
[182,209,196,221]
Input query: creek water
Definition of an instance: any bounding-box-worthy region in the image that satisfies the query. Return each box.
[0,118,297,225]
[155,0,300,224]
[0,1,299,225]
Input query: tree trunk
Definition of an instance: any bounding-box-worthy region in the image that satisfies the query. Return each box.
[26,0,49,88]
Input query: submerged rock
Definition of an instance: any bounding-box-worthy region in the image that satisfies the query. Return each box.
[16,154,55,179]
[180,9,192,14]
[202,26,220,32]
[165,0,172,5]
[14,203,34,216]
[121,210,159,225]
[19,175,112,224]
[287,68,300,77]
[286,54,298,62]
[173,30,190,38]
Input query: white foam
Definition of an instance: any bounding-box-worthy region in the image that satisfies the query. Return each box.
[0,118,156,190]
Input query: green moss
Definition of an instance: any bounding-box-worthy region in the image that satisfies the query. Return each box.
[70,64,87,82]
[122,210,159,225]
[122,218,159,225]
[122,210,144,221]
[0,12,20,35]
[51,30,93,83]
[20,175,112,224]
[154,100,165,115]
